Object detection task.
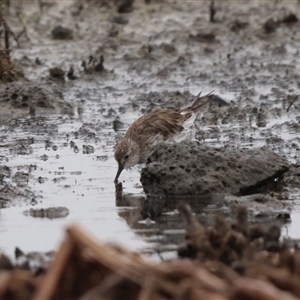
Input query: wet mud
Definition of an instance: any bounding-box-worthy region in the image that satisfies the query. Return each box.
[0,0,300,262]
[141,141,289,196]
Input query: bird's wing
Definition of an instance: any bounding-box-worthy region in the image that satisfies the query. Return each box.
[128,109,189,141]
[178,92,213,114]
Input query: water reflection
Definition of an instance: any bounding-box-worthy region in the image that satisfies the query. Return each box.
[115,191,227,257]
[116,190,293,258]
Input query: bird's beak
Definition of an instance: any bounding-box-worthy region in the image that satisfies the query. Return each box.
[114,165,124,183]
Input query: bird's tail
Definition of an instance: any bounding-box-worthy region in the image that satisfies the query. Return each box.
[179,91,213,114]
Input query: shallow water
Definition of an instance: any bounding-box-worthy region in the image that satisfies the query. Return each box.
[0,111,147,256]
[0,91,296,259]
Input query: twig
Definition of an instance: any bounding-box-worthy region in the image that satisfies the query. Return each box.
[33,238,74,300]
[1,18,20,47]
[286,94,300,112]
[4,21,9,51]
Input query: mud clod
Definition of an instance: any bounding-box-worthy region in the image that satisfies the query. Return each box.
[281,13,298,24]
[263,18,279,33]
[109,16,128,25]
[0,82,72,118]
[189,32,216,43]
[82,55,106,73]
[116,0,134,13]
[141,141,289,196]
[49,67,65,82]
[67,65,77,80]
[229,20,249,32]
[51,25,73,40]
[23,207,69,219]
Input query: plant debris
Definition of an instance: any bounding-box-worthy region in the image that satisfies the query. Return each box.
[0,204,299,299]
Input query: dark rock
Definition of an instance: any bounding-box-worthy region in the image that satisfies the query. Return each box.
[51,25,73,40]
[140,141,289,196]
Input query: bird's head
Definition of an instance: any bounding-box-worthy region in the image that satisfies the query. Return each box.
[114,138,140,183]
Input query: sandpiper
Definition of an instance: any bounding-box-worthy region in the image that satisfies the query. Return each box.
[114,92,212,183]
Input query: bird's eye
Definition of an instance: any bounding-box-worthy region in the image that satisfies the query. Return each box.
[124,155,129,160]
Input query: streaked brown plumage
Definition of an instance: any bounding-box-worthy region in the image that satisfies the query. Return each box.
[114,92,212,183]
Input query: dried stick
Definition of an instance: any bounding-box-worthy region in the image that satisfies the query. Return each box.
[34,238,74,300]
[286,94,300,112]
